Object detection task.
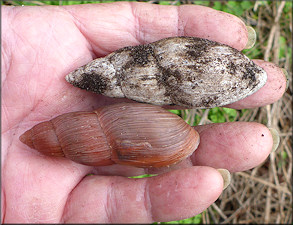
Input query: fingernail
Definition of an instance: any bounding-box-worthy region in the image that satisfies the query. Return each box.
[281,68,289,92]
[245,26,256,49]
[217,169,231,190]
[269,128,280,153]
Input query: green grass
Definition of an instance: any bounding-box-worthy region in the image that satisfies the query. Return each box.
[208,107,238,123]
[153,213,202,224]
[129,174,157,178]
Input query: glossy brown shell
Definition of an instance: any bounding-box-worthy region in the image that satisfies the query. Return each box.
[19,103,200,168]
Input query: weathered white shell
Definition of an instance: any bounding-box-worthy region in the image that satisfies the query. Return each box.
[66,36,267,108]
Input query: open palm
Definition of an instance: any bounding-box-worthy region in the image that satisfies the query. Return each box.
[2,2,286,223]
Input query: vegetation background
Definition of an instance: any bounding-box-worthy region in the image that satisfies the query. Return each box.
[2,0,292,224]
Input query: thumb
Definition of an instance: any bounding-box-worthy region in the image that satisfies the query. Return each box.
[62,166,228,223]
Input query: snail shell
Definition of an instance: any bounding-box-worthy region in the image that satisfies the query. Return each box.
[66,36,267,108]
[19,103,200,168]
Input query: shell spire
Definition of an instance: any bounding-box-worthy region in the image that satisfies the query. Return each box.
[19,103,200,168]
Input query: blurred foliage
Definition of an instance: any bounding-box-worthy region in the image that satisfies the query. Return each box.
[168,109,181,116]
[153,213,202,224]
[209,107,238,123]
[129,174,157,178]
[192,0,254,16]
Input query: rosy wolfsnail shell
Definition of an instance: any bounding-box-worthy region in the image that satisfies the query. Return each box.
[66,36,267,108]
[19,103,200,168]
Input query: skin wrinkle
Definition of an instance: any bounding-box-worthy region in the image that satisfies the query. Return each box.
[103,182,110,223]
[237,127,251,157]
[15,158,32,222]
[143,179,153,222]
[17,83,51,131]
[2,103,11,134]
[22,200,59,222]
[47,8,96,64]
[7,6,37,68]
[61,7,96,58]
[177,7,186,36]
[219,11,247,49]
[108,2,181,47]
[41,22,62,62]
[101,178,155,223]
[131,3,150,43]
[217,124,241,169]
[12,17,40,61]
[1,39,11,83]
[20,164,61,223]
[61,174,89,223]
[1,169,7,223]
[237,20,247,46]
[106,180,114,223]
[1,7,13,83]
[4,22,53,132]
[2,128,18,178]
[130,3,144,44]
[218,124,229,147]
[2,19,28,132]
[29,71,53,119]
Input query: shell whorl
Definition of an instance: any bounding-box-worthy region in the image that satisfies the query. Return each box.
[19,103,200,168]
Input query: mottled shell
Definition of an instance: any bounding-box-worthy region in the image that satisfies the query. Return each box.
[19,103,200,168]
[66,36,267,108]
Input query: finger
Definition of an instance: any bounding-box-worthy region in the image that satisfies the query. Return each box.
[64,59,287,112]
[61,57,287,113]
[147,121,273,175]
[62,0,285,111]
[224,60,287,109]
[68,121,273,177]
[163,60,287,110]
[65,2,248,55]
[63,2,284,110]
[62,167,224,223]
[191,122,273,172]
[2,143,92,223]
[92,164,145,177]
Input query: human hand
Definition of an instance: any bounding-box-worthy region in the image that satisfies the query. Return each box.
[2,2,287,223]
